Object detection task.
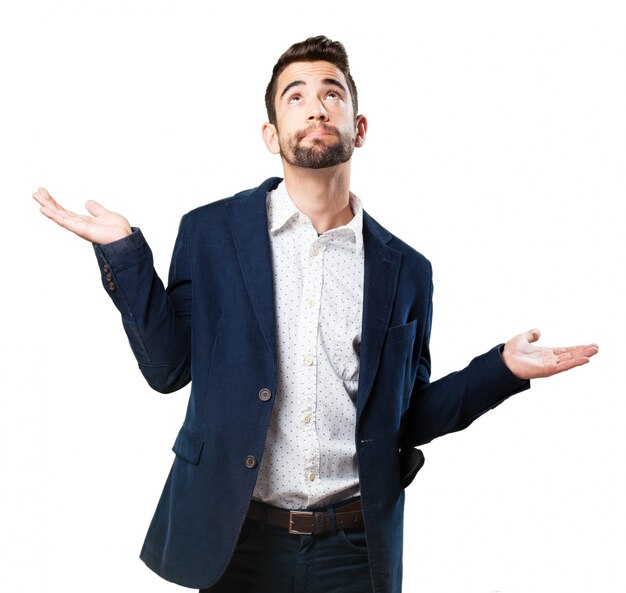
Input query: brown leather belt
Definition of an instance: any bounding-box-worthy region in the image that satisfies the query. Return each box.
[247,499,364,535]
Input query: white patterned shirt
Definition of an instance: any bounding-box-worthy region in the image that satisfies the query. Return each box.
[252,181,365,510]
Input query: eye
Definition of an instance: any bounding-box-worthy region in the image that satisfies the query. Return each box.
[288,94,302,104]
[326,90,340,100]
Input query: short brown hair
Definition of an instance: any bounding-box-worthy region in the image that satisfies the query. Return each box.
[265,35,359,125]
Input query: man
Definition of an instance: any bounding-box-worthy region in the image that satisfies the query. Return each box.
[32,36,597,593]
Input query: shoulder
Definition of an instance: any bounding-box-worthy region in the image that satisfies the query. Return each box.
[363,210,432,278]
[182,177,283,229]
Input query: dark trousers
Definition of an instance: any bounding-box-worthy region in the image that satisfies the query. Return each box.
[200,515,374,593]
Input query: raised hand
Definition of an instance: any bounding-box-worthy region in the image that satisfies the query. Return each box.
[33,187,132,245]
[502,328,598,380]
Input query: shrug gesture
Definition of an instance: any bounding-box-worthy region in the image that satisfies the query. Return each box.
[33,187,131,245]
[32,186,598,381]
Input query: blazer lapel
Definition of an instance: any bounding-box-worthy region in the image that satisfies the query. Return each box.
[226,177,282,364]
[356,212,402,421]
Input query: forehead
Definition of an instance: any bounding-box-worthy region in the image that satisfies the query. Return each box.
[276,60,348,93]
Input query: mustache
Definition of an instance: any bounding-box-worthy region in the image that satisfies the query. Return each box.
[296,124,339,140]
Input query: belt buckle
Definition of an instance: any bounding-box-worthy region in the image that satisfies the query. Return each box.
[289,510,314,535]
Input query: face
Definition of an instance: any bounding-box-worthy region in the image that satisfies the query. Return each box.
[262,61,367,169]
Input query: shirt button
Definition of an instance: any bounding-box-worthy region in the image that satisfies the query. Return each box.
[303,355,314,366]
[303,415,311,424]
[307,471,315,482]
[311,247,319,257]
[244,455,257,469]
[258,388,272,402]
[305,298,315,308]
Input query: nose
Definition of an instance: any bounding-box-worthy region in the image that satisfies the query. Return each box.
[308,100,329,122]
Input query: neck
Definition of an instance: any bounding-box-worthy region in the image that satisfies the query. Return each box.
[282,160,354,233]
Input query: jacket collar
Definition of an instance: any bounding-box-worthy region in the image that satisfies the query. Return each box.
[357,210,402,420]
[226,177,282,365]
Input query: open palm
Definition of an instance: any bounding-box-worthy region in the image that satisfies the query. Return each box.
[503,329,598,380]
[33,187,132,245]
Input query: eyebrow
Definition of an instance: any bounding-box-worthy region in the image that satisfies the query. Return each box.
[279,78,348,100]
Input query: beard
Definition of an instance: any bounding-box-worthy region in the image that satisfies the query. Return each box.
[279,124,356,169]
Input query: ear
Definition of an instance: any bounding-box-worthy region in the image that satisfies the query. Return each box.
[262,122,281,155]
[354,114,368,148]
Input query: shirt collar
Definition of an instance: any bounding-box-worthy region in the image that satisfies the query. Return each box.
[267,181,301,235]
[344,193,364,255]
[267,181,364,255]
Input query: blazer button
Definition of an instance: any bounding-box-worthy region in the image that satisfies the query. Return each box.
[108,281,116,292]
[245,455,257,469]
[258,388,272,402]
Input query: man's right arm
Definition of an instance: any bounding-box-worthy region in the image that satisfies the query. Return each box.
[33,187,192,393]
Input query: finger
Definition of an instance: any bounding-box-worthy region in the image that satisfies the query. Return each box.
[33,189,64,213]
[553,357,590,375]
[39,205,72,224]
[553,345,587,354]
[38,205,58,222]
[36,187,57,204]
[553,344,599,357]
[33,190,53,207]
[32,192,47,208]
[571,345,599,359]
[40,202,77,222]
[523,328,541,344]
[39,205,71,227]
[85,199,109,217]
[40,206,89,235]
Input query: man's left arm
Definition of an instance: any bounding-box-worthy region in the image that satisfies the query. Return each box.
[403,328,598,448]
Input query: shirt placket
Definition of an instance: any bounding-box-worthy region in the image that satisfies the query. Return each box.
[297,230,326,506]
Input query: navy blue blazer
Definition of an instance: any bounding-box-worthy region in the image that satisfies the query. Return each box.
[93,177,529,592]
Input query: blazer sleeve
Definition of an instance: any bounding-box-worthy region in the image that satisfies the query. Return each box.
[92,215,192,393]
[402,274,531,448]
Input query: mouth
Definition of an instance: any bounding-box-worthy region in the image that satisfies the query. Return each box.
[298,125,337,141]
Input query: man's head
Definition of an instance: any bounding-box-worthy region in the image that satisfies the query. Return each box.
[262,36,367,170]
[264,36,358,126]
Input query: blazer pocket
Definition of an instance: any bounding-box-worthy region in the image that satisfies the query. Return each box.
[385,319,417,346]
[172,427,204,465]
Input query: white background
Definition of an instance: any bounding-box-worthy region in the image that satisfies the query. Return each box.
[1,1,624,592]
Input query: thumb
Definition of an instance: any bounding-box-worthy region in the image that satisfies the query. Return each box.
[85,199,108,217]
[524,328,541,344]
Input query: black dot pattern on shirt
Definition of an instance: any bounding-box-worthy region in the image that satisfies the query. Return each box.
[252,182,364,509]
